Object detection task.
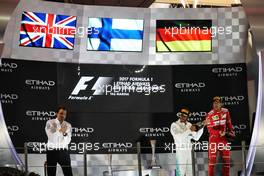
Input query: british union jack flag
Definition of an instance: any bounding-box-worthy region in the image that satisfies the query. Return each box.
[19,11,77,49]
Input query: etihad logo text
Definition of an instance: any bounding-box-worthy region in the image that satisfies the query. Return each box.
[7,125,19,135]
[189,111,207,121]
[220,95,245,105]
[175,82,206,92]
[0,93,19,104]
[233,124,247,134]
[102,142,133,153]
[0,62,18,72]
[72,127,94,137]
[7,125,19,131]
[25,79,56,90]
[26,110,56,121]
[212,67,243,77]
[233,124,247,130]
[139,127,169,137]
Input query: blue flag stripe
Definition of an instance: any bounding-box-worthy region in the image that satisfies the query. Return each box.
[88,29,143,40]
[87,18,143,51]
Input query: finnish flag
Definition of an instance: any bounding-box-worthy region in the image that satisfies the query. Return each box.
[87,18,144,52]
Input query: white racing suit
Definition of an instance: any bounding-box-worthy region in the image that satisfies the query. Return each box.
[170,120,204,176]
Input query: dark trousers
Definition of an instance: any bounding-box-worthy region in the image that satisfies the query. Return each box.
[47,149,73,176]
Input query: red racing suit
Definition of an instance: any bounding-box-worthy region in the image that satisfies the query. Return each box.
[206,108,235,176]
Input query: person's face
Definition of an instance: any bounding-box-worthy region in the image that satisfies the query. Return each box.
[57,109,67,122]
[213,101,222,110]
[180,114,188,123]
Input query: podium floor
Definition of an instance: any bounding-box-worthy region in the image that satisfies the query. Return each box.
[103,169,174,176]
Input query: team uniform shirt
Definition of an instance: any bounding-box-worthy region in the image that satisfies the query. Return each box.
[206,108,234,138]
[45,118,72,149]
[171,120,204,147]
[206,108,234,176]
[170,119,204,176]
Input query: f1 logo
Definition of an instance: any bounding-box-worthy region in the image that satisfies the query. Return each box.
[71,77,94,95]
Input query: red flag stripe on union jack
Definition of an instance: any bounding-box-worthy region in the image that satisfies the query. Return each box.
[19,11,77,49]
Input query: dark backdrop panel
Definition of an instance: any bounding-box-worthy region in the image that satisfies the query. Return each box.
[66,112,176,154]
[57,63,173,113]
[0,58,250,153]
[172,64,250,148]
[0,58,57,151]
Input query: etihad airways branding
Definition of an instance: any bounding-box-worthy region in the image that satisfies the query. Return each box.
[72,127,94,137]
[102,142,133,153]
[139,127,170,137]
[25,79,56,90]
[0,93,19,104]
[212,66,243,77]
[233,124,247,135]
[26,110,56,121]
[7,125,20,136]
[175,82,206,92]
[0,62,18,73]
[220,95,245,105]
[68,76,166,101]
[189,111,207,121]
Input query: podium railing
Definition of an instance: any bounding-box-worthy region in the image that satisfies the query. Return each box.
[1,141,264,176]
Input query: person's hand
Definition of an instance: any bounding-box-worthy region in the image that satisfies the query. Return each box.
[204,118,210,126]
[202,120,207,126]
[219,131,226,137]
[59,124,67,134]
[190,125,197,132]
[49,122,57,133]
[51,122,57,130]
